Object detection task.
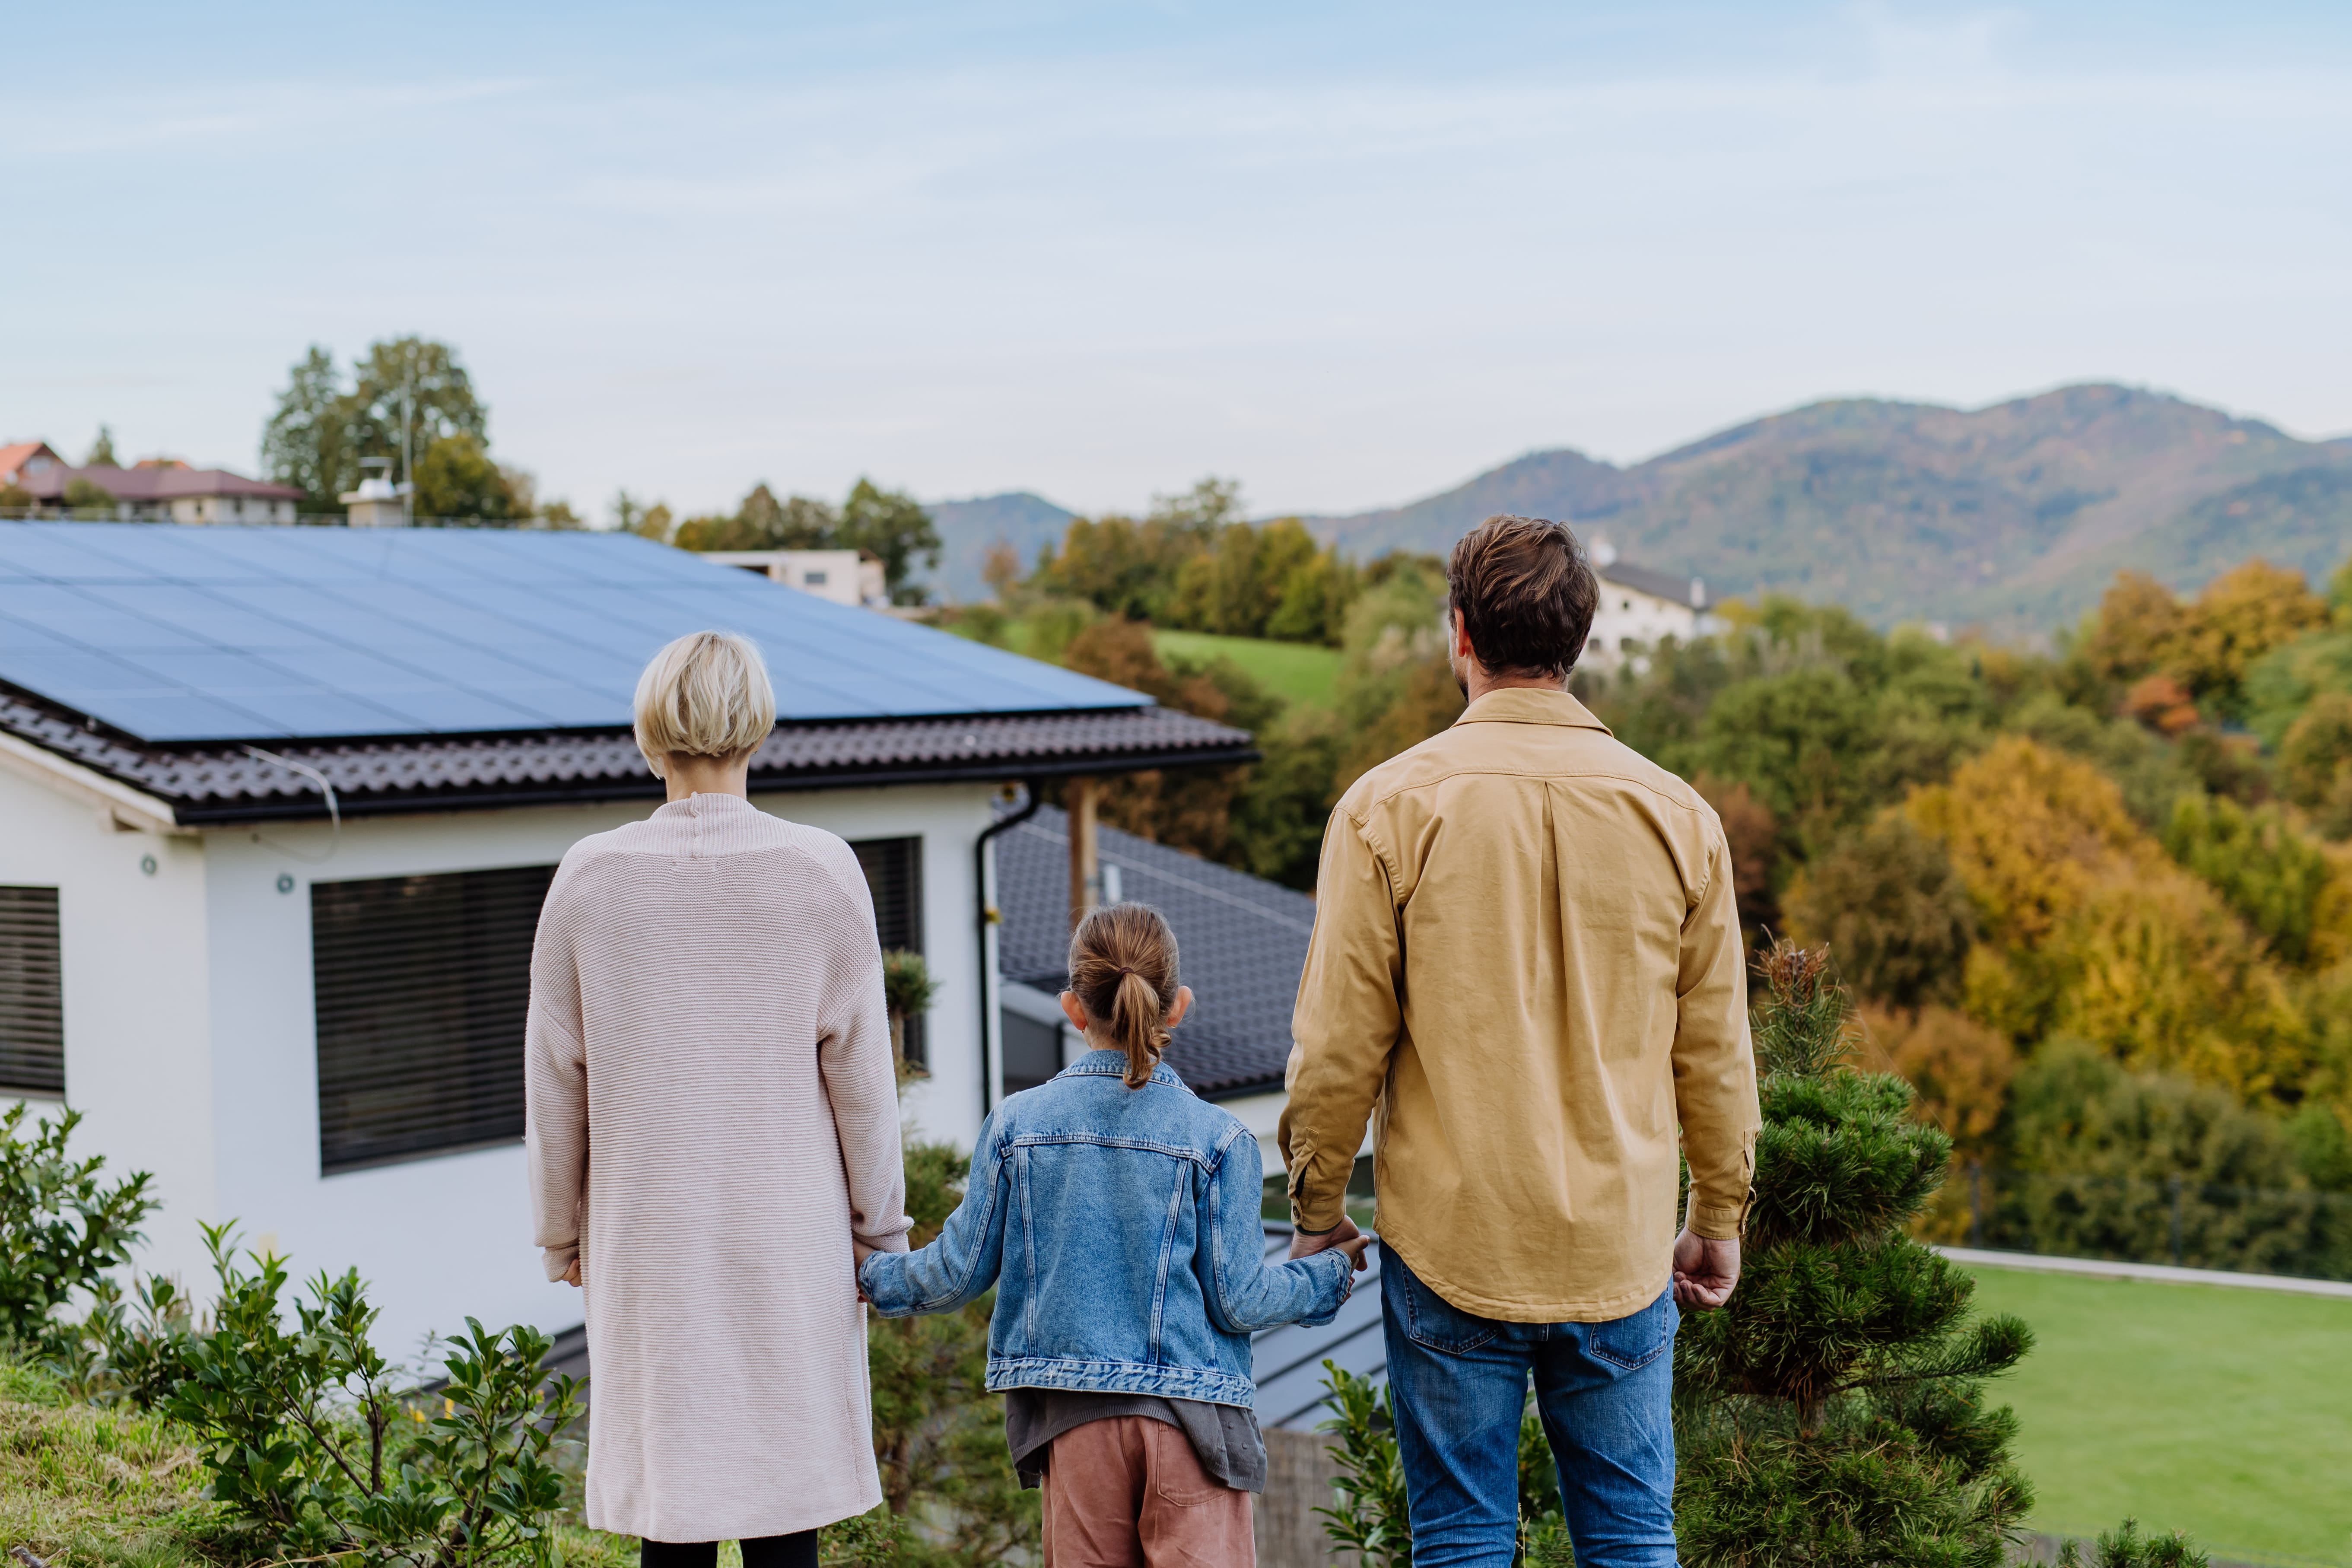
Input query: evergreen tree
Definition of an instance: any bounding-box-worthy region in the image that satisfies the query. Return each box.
[1673,940,2035,1568]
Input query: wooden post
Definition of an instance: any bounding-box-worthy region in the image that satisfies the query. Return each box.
[1068,776,1100,930]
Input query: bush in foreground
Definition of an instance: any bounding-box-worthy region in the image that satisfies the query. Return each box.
[1672,941,2036,1568]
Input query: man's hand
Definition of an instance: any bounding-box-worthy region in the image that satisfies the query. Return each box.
[1290,1215,1369,1271]
[1672,1228,1739,1310]
[562,1258,584,1288]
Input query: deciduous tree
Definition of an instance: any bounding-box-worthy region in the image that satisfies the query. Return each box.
[1788,814,1976,1008]
[839,478,942,604]
[412,433,511,520]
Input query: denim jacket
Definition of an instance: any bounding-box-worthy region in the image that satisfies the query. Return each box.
[858,1050,1352,1407]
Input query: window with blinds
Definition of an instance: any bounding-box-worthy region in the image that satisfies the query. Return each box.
[851,837,926,1068]
[0,885,64,1096]
[312,865,554,1173]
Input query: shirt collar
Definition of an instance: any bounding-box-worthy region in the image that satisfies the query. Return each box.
[1453,686,1614,735]
[652,792,760,820]
[1063,1048,1190,1092]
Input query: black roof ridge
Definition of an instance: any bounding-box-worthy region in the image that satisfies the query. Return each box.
[0,693,1256,824]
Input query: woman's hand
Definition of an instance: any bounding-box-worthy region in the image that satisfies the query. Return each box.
[563,1258,585,1288]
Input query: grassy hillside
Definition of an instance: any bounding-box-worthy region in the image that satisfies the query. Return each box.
[1151,629,1342,709]
[1305,384,2352,635]
[1967,1263,2352,1565]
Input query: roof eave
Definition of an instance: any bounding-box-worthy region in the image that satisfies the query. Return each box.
[154,740,1263,826]
[0,727,185,834]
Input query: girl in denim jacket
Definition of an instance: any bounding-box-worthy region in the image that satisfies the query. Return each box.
[860,902,1367,1565]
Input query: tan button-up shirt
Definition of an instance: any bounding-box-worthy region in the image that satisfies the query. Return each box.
[1278,687,1759,1323]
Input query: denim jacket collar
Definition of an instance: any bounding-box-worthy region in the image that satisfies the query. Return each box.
[1056,1048,1191,1093]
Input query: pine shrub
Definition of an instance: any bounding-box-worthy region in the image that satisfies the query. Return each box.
[1673,941,2036,1568]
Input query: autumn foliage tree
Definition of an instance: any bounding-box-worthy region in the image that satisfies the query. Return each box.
[1906,736,2310,1100]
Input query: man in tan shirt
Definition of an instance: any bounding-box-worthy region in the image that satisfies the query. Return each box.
[1280,515,1759,1568]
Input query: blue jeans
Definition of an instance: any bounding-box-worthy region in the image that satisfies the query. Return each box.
[1381,1243,1680,1568]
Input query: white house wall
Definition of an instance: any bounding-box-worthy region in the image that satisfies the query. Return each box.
[1584,586,1700,669]
[0,765,218,1304]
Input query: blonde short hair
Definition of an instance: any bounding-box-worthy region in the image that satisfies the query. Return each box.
[632,631,777,777]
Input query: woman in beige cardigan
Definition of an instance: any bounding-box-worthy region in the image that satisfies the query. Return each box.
[525,630,911,1568]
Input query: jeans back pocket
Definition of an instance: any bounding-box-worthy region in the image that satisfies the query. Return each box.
[1396,1256,1502,1355]
[1587,1288,1678,1372]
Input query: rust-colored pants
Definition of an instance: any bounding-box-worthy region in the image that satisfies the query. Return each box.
[1039,1415,1255,1567]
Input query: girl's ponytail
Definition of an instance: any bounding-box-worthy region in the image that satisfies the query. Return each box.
[1067,902,1181,1089]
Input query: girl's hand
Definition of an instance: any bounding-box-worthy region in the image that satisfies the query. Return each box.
[563,1258,584,1288]
[1334,1234,1373,1272]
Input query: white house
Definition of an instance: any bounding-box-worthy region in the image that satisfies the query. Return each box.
[1582,536,1723,669]
[700,549,887,609]
[0,522,1249,1353]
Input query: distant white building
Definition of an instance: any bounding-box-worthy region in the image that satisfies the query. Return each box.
[339,474,413,527]
[1583,536,1723,669]
[701,549,887,609]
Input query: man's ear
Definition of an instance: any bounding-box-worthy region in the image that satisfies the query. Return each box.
[1059,990,1089,1034]
[1166,985,1194,1029]
[1448,608,1478,665]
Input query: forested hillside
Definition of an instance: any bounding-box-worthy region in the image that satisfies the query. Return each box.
[1306,383,2352,635]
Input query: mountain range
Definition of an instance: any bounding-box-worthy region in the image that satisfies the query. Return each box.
[922,384,2352,635]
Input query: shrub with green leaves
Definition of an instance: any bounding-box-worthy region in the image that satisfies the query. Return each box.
[1316,1359,1569,1566]
[2056,1517,2209,1568]
[51,1269,196,1408]
[0,1104,156,1352]
[1673,941,2035,1568]
[164,1222,578,1568]
[865,1138,1036,1565]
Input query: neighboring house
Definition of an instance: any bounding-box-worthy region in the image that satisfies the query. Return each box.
[992,803,1312,1155]
[0,522,1250,1351]
[1584,536,1721,668]
[700,549,886,609]
[0,442,66,490]
[0,449,303,522]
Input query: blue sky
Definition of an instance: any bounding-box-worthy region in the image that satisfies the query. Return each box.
[5,3,2349,520]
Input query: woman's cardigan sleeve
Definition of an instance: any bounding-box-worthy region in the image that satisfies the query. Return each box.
[524,862,590,1282]
[819,852,913,1261]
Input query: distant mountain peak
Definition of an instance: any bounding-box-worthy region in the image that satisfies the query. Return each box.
[1303,383,2352,634]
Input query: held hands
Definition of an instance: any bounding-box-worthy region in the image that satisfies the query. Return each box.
[1671,1227,1740,1311]
[562,1258,584,1288]
[1289,1215,1373,1273]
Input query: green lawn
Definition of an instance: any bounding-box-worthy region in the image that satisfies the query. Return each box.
[1151,629,1343,711]
[1963,1263,2352,1565]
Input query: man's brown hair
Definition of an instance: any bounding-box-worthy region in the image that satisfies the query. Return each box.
[1445,515,1601,679]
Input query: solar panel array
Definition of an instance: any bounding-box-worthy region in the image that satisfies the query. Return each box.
[0,524,1146,743]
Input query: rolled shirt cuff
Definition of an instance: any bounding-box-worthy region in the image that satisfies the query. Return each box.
[540,1244,578,1282]
[1685,1195,1748,1241]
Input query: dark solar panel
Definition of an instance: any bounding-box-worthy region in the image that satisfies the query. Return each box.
[0,523,1147,742]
